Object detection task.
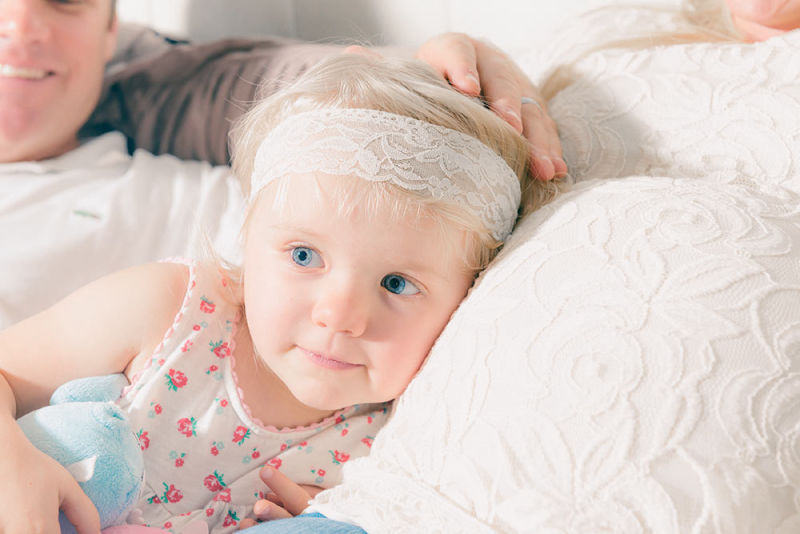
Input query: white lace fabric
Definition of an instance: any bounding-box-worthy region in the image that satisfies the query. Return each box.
[251,108,521,241]
[308,13,800,534]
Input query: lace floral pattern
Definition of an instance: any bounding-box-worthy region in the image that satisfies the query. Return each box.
[252,108,521,241]
[309,14,800,534]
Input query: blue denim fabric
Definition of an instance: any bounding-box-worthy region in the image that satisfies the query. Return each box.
[241,512,367,534]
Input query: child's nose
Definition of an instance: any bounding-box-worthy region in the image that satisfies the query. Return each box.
[311,283,368,337]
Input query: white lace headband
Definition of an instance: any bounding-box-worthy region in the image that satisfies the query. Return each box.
[251,108,521,241]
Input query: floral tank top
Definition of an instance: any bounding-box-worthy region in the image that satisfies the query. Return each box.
[116,259,390,533]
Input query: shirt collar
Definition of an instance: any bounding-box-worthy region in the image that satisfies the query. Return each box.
[0,131,130,174]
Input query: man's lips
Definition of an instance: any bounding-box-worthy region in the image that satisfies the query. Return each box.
[298,347,360,370]
[0,63,51,80]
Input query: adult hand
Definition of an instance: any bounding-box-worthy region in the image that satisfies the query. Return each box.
[416,32,567,181]
[237,465,323,530]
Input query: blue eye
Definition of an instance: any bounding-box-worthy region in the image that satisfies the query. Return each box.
[291,247,322,268]
[381,274,420,295]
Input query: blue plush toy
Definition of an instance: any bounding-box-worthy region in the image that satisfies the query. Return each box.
[16,374,144,534]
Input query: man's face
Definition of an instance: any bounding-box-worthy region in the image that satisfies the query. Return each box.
[0,0,117,162]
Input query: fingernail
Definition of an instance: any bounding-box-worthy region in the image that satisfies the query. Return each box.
[254,500,269,515]
[534,156,555,180]
[261,465,273,478]
[500,107,523,132]
[465,73,480,89]
[502,106,521,122]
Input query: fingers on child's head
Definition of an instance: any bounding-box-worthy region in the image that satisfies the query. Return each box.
[343,45,383,59]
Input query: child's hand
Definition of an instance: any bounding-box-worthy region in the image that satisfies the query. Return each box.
[1,423,100,534]
[237,465,323,530]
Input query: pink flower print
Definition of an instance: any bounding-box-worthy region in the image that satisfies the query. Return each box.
[206,508,215,517]
[148,401,162,418]
[367,416,373,424]
[162,482,183,504]
[173,451,186,467]
[209,339,231,359]
[147,495,161,504]
[213,487,232,503]
[204,471,226,492]
[222,510,239,527]
[232,425,251,445]
[251,449,261,460]
[329,450,350,464]
[199,296,216,314]
[137,429,150,451]
[361,436,374,448]
[318,469,326,477]
[280,443,288,452]
[165,369,188,391]
[269,458,282,470]
[163,522,172,529]
[181,340,193,353]
[220,399,228,407]
[341,428,348,437]
[193,324,202,331]
[299,441,308,447]
[335,415,345,424]
[176,417,197,438]
[210,445,219,456]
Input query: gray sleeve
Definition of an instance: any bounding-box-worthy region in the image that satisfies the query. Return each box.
[83,30,342,165]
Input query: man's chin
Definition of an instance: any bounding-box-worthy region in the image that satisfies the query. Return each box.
[0,128,79,163]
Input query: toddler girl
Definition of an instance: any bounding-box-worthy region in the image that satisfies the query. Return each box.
[0,54,555,533]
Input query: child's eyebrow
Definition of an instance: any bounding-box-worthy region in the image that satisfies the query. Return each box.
[265,222,322,238]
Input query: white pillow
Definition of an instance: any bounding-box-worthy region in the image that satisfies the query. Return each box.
[312,176,800,533]
[311,22,800,534]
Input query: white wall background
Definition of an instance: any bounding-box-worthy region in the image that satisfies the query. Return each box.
[117,0,679,53]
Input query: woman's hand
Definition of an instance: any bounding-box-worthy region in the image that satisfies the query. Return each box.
[0,419,100,534]
[237,465,323,530]
[416,32,567,181]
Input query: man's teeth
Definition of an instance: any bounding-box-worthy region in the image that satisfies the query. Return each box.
[0,64,48,79]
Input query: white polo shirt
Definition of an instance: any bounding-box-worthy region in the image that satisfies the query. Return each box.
[0,132,245,328]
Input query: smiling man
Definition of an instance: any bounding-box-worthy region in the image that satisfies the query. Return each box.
[0,0,117,162]
[0,0,246,328]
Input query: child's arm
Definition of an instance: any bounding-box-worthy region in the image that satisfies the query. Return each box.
[0,262,189,533]
[2,262,188,416]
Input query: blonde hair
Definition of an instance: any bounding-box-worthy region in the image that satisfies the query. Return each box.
[230,54,558,274]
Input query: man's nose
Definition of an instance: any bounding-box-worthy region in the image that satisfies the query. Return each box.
[311,282,369,337]
[0,0,51,44]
